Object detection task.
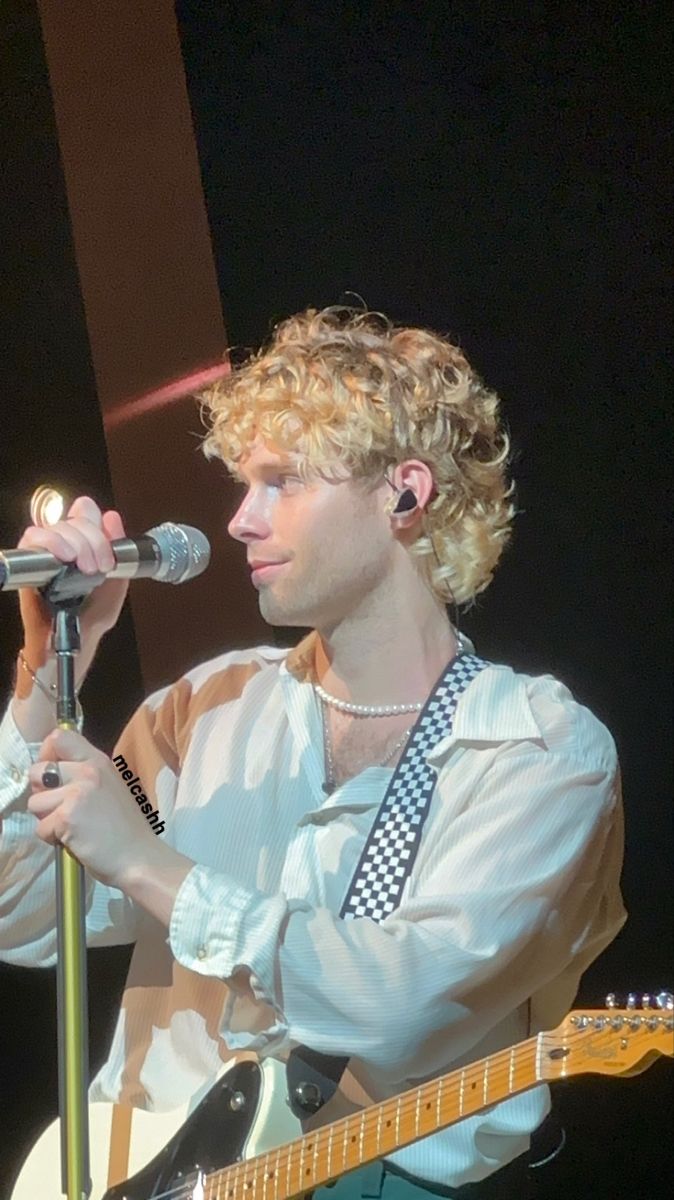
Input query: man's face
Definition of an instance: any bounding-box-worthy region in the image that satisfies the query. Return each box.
[227,441,393,629]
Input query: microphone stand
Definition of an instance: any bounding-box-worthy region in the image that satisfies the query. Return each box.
[6,526,209,1196]
[42,583,91,1200]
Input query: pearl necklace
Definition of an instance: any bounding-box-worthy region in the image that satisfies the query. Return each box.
[313,639,464,717]
[313,681,424,717]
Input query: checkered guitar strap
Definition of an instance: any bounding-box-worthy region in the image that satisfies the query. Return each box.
[339,650,489,921]
[286,650,489,1119]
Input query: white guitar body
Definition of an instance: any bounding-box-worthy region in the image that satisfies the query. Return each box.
[12,1057,301,1200]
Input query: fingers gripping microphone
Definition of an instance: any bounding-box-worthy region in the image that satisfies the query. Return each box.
[0,522,211,600]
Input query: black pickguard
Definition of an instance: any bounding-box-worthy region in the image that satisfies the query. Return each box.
[102,1060,262,1199]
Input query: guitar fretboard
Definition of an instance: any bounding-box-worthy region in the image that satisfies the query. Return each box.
[204,1035,540,1200]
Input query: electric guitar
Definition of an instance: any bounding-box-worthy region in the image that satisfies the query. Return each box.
[13,992,673,1200]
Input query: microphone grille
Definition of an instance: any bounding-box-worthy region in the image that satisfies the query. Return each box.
[145,523,211,583]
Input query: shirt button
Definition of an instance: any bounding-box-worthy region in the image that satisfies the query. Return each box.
[196,945,208,960]
[11,766,23,784]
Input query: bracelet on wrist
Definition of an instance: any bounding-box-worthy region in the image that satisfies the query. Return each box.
[17,649,84,732]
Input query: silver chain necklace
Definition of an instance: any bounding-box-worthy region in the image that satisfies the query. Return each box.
[320,699,414,795]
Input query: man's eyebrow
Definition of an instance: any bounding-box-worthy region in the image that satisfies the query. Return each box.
[233,455,301,480]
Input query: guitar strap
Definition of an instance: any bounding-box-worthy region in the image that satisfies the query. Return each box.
[107,1103,133,1187]
[287,650,489,1119]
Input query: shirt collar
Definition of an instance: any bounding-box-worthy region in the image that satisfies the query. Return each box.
[283,630,319,683]
[427,663,545,762]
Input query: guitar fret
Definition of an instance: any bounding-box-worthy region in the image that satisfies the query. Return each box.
[483,1058,489,1105]
[240,1158,250,1200]
[231,1158,241,1200]
[509,1045,515,1093]
[313,1131,320,1187]
[459,1068,465,1115]
[327,1120,333,1181]
[273,1145,281,1200]
[298,1134,306,1195]
[436,1074,442,1127]
[415,1086,421,1136]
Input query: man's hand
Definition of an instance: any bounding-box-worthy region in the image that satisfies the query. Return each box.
[26,728,195,925]
[18,496,130,664]
[27,728,164,888]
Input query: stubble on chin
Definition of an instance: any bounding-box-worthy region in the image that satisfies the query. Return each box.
[257,568,326,628]
[257,588,286,625]
[258,578,305,627]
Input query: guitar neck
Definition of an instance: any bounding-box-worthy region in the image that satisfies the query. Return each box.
[206,1035,540,1200]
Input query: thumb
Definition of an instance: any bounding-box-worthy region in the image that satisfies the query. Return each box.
[101,510,127,541]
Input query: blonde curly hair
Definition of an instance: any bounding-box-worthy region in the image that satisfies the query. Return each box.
[200,306,515,606]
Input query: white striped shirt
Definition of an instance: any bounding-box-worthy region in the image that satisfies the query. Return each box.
[0,633,626,1186]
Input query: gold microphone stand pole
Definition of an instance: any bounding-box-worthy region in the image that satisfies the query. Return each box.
[45,594,91,1200]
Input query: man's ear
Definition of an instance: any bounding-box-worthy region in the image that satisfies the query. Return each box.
[384,460,435,520]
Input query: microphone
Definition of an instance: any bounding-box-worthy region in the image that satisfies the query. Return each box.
[0,522,211,600]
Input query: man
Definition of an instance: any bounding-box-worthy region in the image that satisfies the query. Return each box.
[0,306,625,1197]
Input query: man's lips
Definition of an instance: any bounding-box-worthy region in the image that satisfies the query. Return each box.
[249,561,289,585]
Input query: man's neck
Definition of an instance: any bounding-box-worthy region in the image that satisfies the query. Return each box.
[313,591,457,706]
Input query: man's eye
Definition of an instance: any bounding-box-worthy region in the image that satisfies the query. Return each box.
[270,476,300,490]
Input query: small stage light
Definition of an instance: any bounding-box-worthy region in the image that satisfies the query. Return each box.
[30,485,66,528]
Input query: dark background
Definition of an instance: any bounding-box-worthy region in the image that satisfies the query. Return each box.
[0,2,671,1196]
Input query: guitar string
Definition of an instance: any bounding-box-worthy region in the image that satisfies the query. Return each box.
[134,1022,652,1200]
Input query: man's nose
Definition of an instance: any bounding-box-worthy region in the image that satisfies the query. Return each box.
[227,490,272,543]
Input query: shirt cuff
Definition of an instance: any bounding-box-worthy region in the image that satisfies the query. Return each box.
[168,862,290,1003]
[0,702,44,813]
